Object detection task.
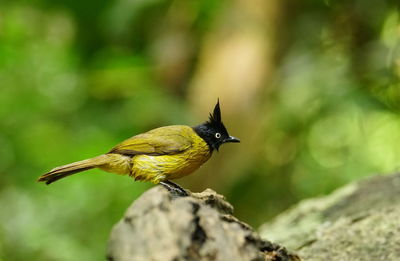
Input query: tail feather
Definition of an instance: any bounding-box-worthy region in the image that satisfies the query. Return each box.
[38,155,109,185]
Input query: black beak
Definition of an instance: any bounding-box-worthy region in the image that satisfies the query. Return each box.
[225,136,240,143]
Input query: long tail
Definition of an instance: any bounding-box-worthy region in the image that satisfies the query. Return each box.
[37,155,110,185]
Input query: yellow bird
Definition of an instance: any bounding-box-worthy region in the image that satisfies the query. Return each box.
[38,101,239,195]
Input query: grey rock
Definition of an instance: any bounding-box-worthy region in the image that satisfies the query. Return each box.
[260,173,400,261]
[107,186,300,261]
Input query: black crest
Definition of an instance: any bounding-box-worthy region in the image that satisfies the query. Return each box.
[208,99,222,126]
[208,100,222,125]
[205,100,228,135]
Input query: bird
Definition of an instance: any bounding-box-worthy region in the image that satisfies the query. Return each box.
[37,100,239,195]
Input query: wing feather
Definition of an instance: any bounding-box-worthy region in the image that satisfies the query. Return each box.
[108,126,193,156]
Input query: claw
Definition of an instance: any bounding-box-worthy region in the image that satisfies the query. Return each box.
[159,181,189,197]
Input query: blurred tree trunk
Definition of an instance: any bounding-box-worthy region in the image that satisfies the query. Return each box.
[186,0,284,191]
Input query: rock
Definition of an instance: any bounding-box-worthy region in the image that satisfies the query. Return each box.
[107,186,300,261]
[259,173,400,261]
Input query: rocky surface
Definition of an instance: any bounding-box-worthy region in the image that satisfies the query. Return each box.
[260,173,400,261]
[107,186,300,261]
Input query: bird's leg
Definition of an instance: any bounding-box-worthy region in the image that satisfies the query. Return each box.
[159,180,189,197]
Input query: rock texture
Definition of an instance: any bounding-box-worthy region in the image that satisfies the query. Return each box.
[107,186,300,261]
[260,173,400,261]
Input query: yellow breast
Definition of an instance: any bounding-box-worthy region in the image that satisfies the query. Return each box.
[131,127,211,183]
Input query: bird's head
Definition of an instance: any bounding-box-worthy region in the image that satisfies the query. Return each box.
[193,100,240,151]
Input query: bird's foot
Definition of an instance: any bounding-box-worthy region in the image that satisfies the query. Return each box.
[159,181,189,197]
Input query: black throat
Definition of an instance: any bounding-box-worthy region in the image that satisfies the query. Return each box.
[192,124,214,152]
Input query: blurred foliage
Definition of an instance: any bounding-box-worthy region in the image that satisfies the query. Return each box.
[0,0,400,260]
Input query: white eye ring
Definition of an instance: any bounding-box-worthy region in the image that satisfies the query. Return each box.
[215,133,221,139]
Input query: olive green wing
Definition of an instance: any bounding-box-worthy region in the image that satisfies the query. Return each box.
[108,126,193,156]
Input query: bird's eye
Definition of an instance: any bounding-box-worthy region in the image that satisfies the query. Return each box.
[215,133,221,139]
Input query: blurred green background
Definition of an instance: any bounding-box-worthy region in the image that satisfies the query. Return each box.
[1,0,400,260]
